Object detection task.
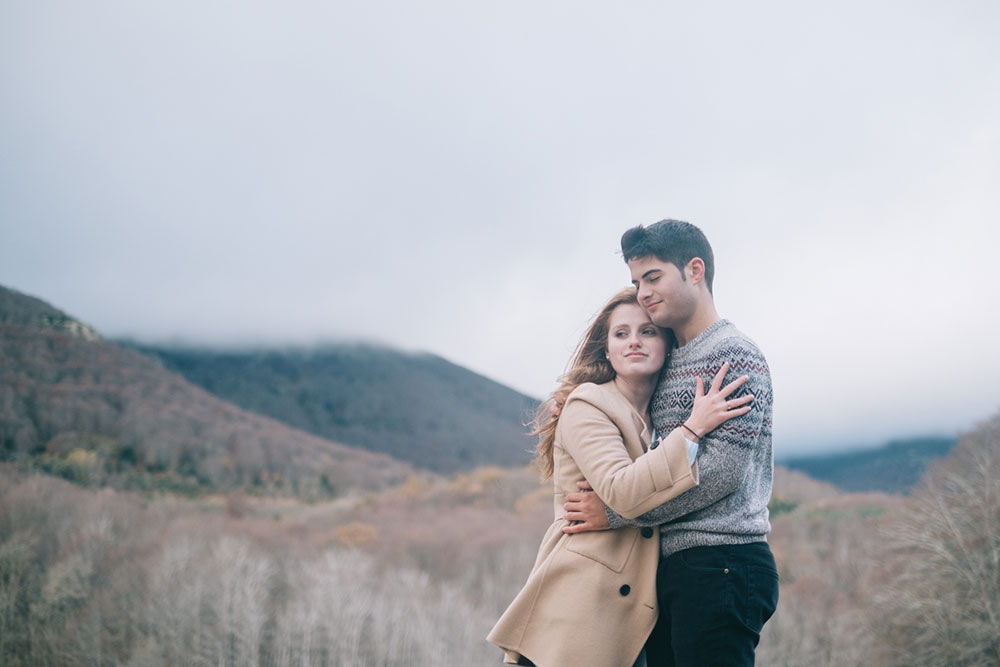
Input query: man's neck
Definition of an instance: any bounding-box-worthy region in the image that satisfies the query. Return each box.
[674,300,721,347]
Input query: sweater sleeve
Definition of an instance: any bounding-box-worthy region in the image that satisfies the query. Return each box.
[606,344,772,529]
[559,390,699,520]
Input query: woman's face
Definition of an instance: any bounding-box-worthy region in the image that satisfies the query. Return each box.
[605,303,668,381]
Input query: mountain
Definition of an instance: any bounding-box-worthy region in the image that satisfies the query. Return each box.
[780,436,957,494]
[0,284,100,340]
[125,343,540,474]
[0,285,416,497]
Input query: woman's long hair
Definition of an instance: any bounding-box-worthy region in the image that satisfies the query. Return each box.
[533,286,672,480]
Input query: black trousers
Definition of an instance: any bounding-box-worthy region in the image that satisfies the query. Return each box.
[644,542,779,667]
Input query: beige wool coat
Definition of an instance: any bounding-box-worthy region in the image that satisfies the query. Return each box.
[487,380,700,667]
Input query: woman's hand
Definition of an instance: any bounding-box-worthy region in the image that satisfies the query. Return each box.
[684,362,753,440]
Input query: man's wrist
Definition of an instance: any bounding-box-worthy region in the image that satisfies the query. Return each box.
[605,505,628,529]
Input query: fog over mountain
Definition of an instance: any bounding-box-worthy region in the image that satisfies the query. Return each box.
[2,2,998,455]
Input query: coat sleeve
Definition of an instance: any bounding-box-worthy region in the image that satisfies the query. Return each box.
[559,391,699,520]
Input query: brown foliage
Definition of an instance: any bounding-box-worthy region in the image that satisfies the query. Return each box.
[0,465,506,665]
[3,409,998,666]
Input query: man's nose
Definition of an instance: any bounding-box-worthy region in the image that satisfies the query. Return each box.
[637,283,653,303]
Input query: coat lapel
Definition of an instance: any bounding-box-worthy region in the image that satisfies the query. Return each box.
[608,382,652,455]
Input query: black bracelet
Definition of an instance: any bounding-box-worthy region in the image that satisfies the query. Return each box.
[682,423,702,439]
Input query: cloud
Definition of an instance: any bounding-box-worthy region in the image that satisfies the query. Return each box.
[2,0,998,455]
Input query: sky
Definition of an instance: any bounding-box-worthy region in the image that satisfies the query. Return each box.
[2,1,998,456]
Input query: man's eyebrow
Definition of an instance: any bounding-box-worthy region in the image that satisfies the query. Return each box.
[640,268,662,279]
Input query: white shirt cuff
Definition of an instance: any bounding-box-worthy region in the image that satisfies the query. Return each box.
[684,437,699,466]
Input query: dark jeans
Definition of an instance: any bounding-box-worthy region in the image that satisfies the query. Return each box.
[644,542,779,667]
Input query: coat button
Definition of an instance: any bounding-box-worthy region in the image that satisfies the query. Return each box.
[619,585,630,596]
[650,439,659,450]
[641,527,654,538]
[724,568,730,574]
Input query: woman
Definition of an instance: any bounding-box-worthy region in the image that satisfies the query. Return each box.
[487,287,752,667]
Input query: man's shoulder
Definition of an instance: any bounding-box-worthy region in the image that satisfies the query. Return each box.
[702,321,769,370]
[660,321,771,398]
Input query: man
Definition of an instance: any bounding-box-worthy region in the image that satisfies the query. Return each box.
[563,220,778,666]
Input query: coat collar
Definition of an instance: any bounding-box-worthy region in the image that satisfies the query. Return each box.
[607,379,653,451]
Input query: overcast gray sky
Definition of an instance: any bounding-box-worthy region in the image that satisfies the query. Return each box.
[2,1,998,456]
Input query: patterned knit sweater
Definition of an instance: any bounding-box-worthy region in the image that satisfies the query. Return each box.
[606,319,774,558]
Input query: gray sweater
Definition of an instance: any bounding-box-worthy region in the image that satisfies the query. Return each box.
[606,319,774,558]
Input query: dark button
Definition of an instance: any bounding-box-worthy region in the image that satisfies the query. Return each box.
[649,439,659,450]
[641,527,654,539]
[619,585,630,596]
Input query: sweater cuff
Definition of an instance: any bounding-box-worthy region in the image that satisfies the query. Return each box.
[606,505,631,529]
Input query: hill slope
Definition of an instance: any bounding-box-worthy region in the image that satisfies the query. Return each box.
[0,284,100,340]
[0,285,416,497]
[127,343,539,473]
[781,436,957,494]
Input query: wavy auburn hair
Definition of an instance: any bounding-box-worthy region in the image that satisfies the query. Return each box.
[532,286,672,480]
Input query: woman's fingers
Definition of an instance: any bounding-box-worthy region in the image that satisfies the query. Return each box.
[694,374,705,397]
[727,394,754,408]
[710,361,731,393]
[720,374,750,397]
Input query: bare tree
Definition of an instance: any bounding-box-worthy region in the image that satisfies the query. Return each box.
[873,414,1000,666]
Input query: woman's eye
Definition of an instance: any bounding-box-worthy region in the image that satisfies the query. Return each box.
[615,331,627,337]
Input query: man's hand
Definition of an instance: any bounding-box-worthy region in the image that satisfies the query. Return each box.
[562,480,611,533]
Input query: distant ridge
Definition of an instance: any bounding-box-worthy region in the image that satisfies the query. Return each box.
[781,436,958,495]
[0,285,100,340]
[0,284,416,497]
[127,342,539,474]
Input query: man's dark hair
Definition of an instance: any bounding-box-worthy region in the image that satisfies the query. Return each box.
[620,219,715,294]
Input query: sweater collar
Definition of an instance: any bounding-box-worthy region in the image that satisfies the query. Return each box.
[672,319,731,358]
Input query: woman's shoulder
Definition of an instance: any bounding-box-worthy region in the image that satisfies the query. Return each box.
[563,381,625,413]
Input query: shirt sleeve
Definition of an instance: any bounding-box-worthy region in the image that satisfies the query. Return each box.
[685,437,699,466]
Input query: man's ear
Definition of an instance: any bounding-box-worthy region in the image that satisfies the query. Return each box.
[687,257,706,285]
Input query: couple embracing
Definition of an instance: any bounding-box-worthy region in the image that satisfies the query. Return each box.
[488,220,779,667]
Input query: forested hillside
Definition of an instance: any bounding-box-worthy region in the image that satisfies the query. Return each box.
[781,436,957,494]
[128,342,539,473]
[3,407,997,666]
[4,282,997,665]
[0,285,416,498]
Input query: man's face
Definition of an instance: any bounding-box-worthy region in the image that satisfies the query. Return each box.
[627,255,698,329]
